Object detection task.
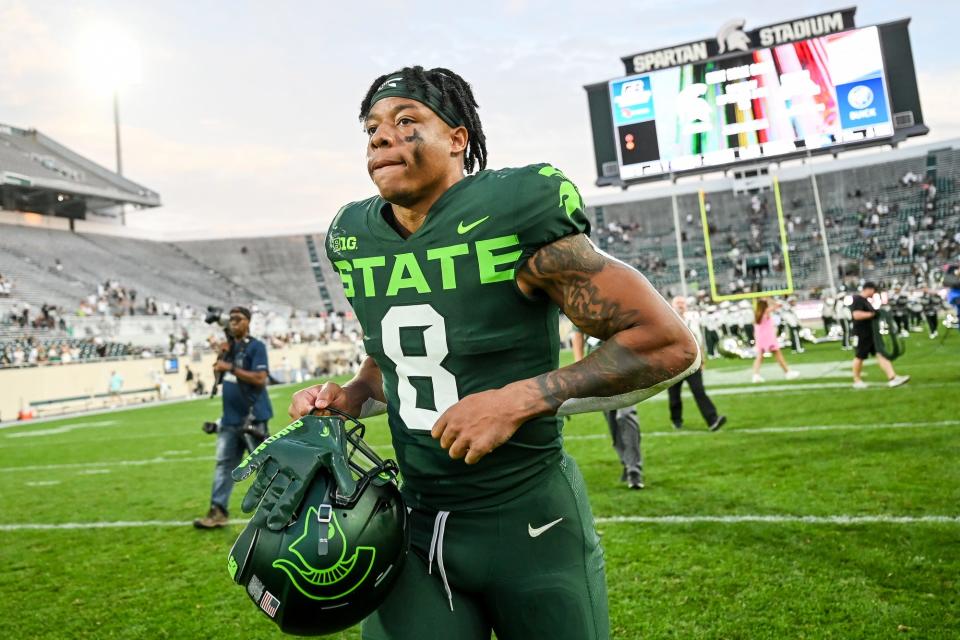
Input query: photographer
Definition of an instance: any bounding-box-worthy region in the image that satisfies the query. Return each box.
[194,306,273,529]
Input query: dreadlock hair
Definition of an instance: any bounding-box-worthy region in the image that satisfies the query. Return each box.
[359,66,488,174]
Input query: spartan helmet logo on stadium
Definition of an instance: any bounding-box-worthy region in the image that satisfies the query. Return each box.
[716,18,750,54]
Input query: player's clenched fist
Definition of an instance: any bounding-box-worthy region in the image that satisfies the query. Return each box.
[431,388,525,465]
[288,382,360,420]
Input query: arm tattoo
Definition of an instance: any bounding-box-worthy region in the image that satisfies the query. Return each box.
[522,234,639,339]
[522,234,694,412]
[527,233,604,275]
[535,337,657,412]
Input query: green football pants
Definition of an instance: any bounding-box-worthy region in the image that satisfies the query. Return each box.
[362,453,609,640]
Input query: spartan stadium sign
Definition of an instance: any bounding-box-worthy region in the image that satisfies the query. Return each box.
[622,7,856,74]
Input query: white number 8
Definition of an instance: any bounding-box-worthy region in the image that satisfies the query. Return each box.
[381,305,460,431]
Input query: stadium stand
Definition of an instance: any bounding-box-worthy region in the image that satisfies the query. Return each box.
[0,219,355,369]
[0,335,131,367]
[174,234,347,314]
[587,140,960,296]
[1,139,957,372]
[0,224,350,319]
[0,123,160,218]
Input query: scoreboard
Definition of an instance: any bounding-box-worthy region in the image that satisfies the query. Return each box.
[585,11,927,186]
[610,26,892,180]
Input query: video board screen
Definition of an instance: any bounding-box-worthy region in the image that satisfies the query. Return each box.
[609,26,894,180]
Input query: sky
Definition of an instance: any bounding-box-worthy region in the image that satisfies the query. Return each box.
[1,0,958,238]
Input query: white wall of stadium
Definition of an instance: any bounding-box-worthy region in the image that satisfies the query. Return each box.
[0,342,353,422]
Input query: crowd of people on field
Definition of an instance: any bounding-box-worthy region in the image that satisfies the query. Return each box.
[666,281,953,369]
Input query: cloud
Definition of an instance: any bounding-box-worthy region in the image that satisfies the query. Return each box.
[0,3,71,108]
[3,1,959,239]
[916,70,960,141]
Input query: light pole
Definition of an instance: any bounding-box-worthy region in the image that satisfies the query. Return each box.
[113,90,123,176]
[78,24,140,225]
[77,23,140,178]
[807,149,837,293]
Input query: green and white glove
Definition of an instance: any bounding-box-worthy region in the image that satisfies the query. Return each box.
[232,414,357,531]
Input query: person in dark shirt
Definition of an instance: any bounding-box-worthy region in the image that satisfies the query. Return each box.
[849,282,910,390]
[922,290,945,339]
[194,306,273,528]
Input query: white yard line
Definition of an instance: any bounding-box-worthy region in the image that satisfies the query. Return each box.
[3,419,958,473]
[0,380,306,430]
[3,420,118,438]
[0,431,200,450]
[3,382,952,450]
[655,380,955,399]
[564,419,960,441]
[0,455,213,473]
[0,398,209,430]
[595,515,960,524]
[1,514,957,532]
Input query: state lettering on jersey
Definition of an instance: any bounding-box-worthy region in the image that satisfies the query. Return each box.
[332,234,521,298]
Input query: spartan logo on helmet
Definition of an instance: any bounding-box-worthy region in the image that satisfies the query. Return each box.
[272,505,377,601]
[716,18,750,54]
[227,412,409,636]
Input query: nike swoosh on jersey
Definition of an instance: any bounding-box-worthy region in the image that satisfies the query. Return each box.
[528,517,563,538]
[457,216,490,234]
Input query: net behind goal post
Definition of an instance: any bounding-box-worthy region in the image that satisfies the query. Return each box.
[698,165,795,302]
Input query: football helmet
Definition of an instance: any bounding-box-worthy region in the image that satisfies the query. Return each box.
[227,410,408,636]
[717,336,754,359]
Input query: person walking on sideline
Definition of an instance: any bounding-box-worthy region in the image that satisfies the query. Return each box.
[571,329,644,489]
[751,298,799,383]
[669,297,726,431]
[850,282,910,389]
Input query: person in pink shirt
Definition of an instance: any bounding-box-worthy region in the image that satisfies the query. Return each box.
[751,298,799,383]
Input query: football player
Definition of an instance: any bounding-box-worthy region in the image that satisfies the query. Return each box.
[289,66,699,640]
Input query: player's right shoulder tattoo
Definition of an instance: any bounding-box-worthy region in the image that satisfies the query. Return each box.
[522,234,640,339]
[525,233,604,276]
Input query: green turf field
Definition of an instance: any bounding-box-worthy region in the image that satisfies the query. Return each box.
[1,336,957,639]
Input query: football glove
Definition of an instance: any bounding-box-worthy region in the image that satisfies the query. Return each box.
[232,413,357,531]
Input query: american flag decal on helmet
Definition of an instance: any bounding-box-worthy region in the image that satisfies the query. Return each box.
[260,591,281,618]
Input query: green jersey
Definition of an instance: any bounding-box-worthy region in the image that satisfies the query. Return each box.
[326,164,589,511]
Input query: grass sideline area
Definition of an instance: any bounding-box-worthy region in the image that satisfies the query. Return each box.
[0,336,957,638]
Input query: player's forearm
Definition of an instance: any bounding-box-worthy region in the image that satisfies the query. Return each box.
[513,232,698,418]
[509,327,699,419]
[852,310,874,320]
[342,356,387,417]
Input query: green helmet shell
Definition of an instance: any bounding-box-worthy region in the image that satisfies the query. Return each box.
[228,417,408,636]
